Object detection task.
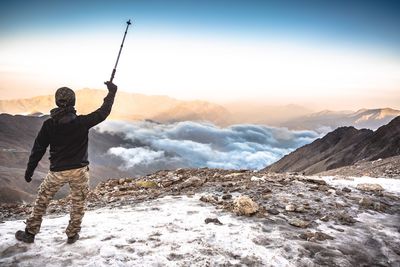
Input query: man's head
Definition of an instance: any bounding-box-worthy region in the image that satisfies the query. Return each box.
[55,87,75,107]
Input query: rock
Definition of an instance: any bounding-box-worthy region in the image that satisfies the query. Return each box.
[222,194,232,200]
[359,197,373,208]
[342,187,351,193]
[267,208,279,215]
[358,197,386,211]
[233,195,259,216]
[295,206,306,213]
[320,215,329,222]
[204,218,223,225]
[356,183,384,192]
[300,231,334,241]
[318,185,330,191]
[336,212,357,225]
[262,188,272,194]
[327,189,336,195]
[199,195,219,204]
[285,204,296,212]
[305,177,327,185]
[285,204,306,213]
[180,176,206,189]
[314,232,334,241]
[289,218,310,228]
[225,173,243,178]
[299,232,314,240]
[136,180,158,188]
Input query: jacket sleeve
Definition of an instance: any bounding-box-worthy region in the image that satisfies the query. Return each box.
[80,90,117,129]
[26,121,50,177]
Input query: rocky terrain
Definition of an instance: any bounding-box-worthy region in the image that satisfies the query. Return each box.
[266,116,400,175]
[0,168,399,266]
[319,156,400,178]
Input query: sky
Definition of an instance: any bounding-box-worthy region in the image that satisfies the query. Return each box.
[1,0,400,110]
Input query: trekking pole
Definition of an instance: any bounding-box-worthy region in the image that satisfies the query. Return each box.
[106,19,132,84]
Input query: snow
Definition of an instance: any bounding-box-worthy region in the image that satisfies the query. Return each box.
[321,176,400,194]
[250,175,266,182]
[316,212,400,266]
[1,192,399,266]
[0,195,297,267]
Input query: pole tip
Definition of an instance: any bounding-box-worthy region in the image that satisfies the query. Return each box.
[127,19,132,25]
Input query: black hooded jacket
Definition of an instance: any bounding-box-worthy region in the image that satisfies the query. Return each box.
[25,90,116,177]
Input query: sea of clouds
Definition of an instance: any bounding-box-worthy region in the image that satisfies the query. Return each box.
[97,121,320,171]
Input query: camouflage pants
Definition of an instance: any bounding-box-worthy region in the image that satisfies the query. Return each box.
[26,166,89,237]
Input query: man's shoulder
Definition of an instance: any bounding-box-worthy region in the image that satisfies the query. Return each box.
[43,117,53,125]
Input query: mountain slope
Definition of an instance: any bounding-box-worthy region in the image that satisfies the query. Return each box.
[266,116,400,174]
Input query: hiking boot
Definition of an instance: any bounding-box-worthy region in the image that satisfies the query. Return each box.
[15,230,35,243]
[67,234,79,244]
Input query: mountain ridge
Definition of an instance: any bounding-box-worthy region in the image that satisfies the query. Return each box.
[0,89,231,126]
[1,90,399,130]
[266,116,400,174]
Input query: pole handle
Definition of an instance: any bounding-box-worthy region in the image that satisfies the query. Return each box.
[104,69,116,85]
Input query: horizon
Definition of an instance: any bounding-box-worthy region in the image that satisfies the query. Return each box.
[1,1,400,110]
[0,87,399,113]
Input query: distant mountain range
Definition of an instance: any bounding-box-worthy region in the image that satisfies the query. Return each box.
[265,116,400,174]
[280,108,400,131]
[1,89,399,131]
[0,89,231,126]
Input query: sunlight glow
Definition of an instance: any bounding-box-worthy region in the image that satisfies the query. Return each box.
[1,33,399,108]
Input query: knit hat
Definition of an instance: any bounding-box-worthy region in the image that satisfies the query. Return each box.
[55,87,75,107]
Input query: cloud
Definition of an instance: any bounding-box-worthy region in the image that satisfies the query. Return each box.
[98,121,319,171]
[108,147,164,170]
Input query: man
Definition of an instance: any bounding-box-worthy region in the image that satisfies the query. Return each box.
[15,81,117,244]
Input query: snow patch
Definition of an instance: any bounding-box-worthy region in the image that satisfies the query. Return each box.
[0,196,297,266]
[321,176,400,194]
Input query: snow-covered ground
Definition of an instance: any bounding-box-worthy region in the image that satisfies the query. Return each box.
[322,176,400,194]
[0,195,299,267]
[1,175,400,267]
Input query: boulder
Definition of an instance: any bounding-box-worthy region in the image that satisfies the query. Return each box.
[233,195,259,216]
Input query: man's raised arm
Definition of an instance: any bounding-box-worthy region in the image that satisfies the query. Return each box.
[81,82,118,129]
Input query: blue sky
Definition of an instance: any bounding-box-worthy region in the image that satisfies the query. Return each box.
[1,0,399,109]
[1,0,400,52]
